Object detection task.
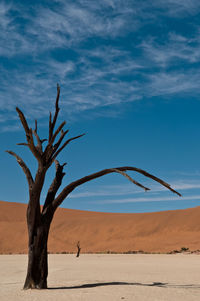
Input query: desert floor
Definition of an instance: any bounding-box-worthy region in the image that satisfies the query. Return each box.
[0,254,200,301]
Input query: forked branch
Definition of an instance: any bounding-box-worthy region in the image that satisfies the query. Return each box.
[53,129,69,152]
[52,133,85,160]
[33,121,43,153]
[110,168,150,191]
[52,166,181,210]
[15,84,83,168]
[50,121,66,145]
[42,160,66,214]
[16,108,42,162]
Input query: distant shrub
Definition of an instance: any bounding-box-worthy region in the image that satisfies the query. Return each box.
[181,247,189,252]
[168,249,180,254]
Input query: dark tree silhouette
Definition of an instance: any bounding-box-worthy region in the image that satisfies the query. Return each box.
[76,241,81,257]
[6,85,181,289]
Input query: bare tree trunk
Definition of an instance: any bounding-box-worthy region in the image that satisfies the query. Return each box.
[76,241,81,258]
[23,213,51,289]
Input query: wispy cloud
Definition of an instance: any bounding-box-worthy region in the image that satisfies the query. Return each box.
[0,124,20,133]
[69,183,144,198]
[153,0,200,17]
[0,2,32,56]
[173,171,200,177]
[2,1,140,56]
[141,32,200,68]
[170,181,200,191]
[68,179,200,199]
[93,194,200,205]
[147,70,200,97]
[0,44,143,124]
[1,0,200,128]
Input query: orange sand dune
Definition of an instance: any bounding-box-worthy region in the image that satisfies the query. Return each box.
[0,200,200,254]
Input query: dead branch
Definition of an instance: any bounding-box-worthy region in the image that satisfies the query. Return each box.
[16,107,42,162]
[33,129,43,154]
[16,107,30,134]
[42,160,66,214]
[35,120,38,133]
[49,84,60,141]
[110,168,150,191]
[49,112,52,142]
[50,121,66,145]
[6,150,34,188]
[28,129,42,161]
[53,129,69,153]
[52,166,181,210]
[52,134,85,161]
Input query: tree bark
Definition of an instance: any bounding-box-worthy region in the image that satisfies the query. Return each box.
[23,218,50,289]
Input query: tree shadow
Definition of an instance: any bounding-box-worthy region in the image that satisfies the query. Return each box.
[48,281,200,290]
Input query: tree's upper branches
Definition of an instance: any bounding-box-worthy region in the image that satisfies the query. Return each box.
[6,85,181,216]
[14,84,84,171]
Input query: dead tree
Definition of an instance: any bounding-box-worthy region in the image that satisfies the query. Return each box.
[6,84,181,289]
[76,241,81,257]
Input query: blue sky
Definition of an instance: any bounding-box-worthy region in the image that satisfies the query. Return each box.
[1,0,200,213]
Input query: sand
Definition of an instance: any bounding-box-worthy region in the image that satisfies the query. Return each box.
[1,200,200,254]
[0,254,200,300]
